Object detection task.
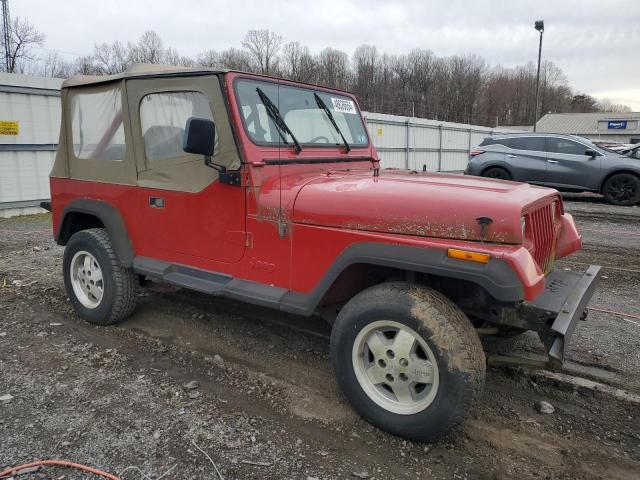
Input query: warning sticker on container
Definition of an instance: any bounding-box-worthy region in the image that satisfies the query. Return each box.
[330,98,357,115]
[0,121,19,135]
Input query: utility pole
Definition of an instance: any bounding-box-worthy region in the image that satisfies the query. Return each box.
[1,0,10,72]
[533,20,544,132]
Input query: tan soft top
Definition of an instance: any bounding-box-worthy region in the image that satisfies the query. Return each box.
[62,63,227,88]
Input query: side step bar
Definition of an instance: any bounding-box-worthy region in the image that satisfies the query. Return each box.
[133,256,289,311]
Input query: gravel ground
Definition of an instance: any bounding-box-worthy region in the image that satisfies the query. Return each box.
[1,198,639,479]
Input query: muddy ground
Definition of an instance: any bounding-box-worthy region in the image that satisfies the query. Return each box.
[0,196,639,479]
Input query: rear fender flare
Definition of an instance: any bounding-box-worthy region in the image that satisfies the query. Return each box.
[57,199,135,267]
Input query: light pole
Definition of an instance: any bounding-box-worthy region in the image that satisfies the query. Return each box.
[533,20,544,132]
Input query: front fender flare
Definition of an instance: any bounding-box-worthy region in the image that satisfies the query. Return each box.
[279,242,525,316]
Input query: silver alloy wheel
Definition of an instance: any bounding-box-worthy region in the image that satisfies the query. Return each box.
[70,250,104,309]
[352,320,439,415]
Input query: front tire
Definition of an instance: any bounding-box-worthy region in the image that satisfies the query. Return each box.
[330,282,485,442]
[602,173,640,206]
[63,228,137,325]
[482,167,511,180]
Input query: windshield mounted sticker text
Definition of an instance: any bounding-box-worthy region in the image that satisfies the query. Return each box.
[331,98,357,115]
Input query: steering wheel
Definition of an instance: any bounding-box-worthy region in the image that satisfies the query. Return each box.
[309,135,331,144]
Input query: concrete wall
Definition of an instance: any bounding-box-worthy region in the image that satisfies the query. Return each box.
[0,73,62,217]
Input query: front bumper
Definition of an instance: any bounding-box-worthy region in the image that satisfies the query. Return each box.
[520,265,601,368]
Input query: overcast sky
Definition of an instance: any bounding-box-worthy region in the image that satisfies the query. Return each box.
[14,0,640,109]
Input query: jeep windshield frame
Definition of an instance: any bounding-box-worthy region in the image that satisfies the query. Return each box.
[233,77,370,150]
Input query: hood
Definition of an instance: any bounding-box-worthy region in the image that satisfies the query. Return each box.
[292,170,558,243]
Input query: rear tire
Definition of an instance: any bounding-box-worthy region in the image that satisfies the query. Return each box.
[482,167,511,180]
[63,228,137,325]
[602,173,640,206]
[330,282,485,442]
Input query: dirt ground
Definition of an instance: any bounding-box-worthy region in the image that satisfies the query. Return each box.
[1,196,639,479]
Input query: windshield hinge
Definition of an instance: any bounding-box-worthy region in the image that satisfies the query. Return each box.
[205,155,241,186]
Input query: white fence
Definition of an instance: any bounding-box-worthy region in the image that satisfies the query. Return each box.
[363,112,520,172]
[0,73,62,217]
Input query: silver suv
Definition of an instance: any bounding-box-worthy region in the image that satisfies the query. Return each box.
[466,133,640,206]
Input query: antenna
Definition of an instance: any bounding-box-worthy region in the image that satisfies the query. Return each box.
[1,0,10,72]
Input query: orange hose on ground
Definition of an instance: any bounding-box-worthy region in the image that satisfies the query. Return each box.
[0,460,121,480]
[588,306,640,321]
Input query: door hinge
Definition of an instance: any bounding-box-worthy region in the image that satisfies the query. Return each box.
[220,171,242,186]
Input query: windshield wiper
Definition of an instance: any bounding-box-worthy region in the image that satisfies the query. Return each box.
[255,87,301,153]
[314,93,351,153]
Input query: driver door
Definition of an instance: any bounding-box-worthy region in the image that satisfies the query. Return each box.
[126,75,246,266]
[544,137,602,190]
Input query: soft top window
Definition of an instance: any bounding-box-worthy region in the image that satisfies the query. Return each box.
[140,91,214,162]
[234,78,369,148]
[70,85,125,161]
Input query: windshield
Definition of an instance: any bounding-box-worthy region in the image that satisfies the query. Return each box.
[234,78,369,148]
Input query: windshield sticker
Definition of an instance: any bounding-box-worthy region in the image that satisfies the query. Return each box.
[331,97,357,115]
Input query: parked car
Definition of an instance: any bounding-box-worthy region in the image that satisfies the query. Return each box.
[592,140,630,152]
[466,133,640,206]
[621,143,640,158]
[44,64,599,442]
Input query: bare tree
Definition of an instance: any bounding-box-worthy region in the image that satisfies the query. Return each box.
[219,47,252,71]
[282,41,316,82]
[72,55,97,75]
[163,47,194,67]
[595,98,632,113]
[316,47,349,90]
[93,40,129,74]
[242,29,282,75]
[38,51,73,78]
[352,45,379,109]
[197,49,222,68]
[11,21,631,124]
[3,17,44,73]
[128,30,164,64]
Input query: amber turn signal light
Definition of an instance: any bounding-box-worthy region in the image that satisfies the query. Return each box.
[447,248,490,264]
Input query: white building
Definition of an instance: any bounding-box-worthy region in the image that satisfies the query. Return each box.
[536,112,640,144]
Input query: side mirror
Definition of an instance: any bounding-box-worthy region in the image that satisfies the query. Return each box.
[584,149,598,159]
[183,117,216,158]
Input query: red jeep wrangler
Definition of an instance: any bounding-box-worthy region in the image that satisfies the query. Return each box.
[47,64,600,441]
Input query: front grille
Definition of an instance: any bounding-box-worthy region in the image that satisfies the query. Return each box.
[526,202,559,274]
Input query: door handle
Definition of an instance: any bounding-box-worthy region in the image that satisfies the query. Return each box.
[507,154,517,158]
[149,196,165,208]
[547,160,558,164]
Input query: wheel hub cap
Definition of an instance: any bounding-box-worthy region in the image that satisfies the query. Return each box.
[352,320,439,415]
[70,250,104,309]
[609,178,635,201]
